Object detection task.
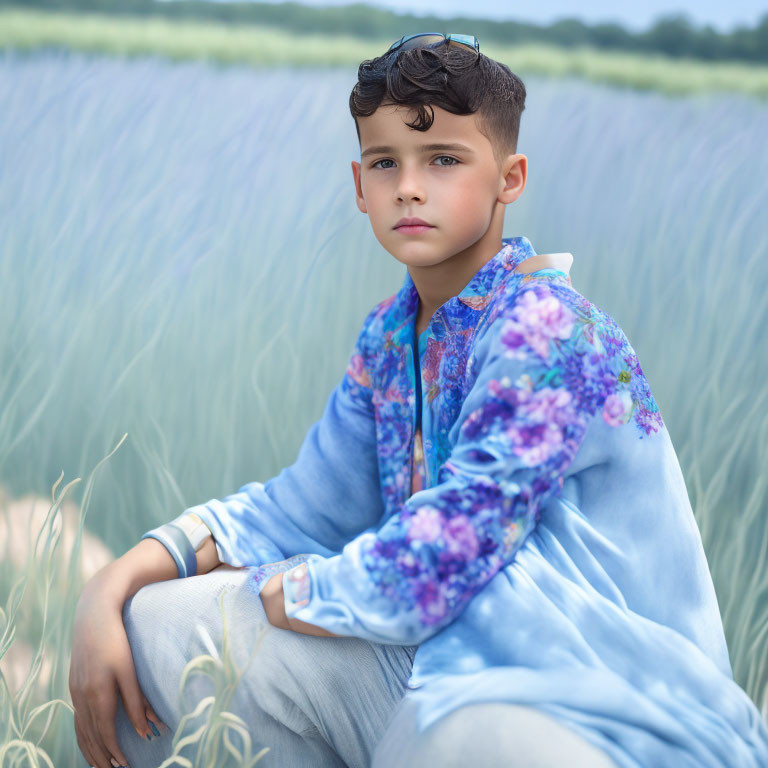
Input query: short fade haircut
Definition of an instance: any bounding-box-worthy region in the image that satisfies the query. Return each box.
[349,40,527,169]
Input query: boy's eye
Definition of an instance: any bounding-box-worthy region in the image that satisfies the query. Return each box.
[370,156,460,170]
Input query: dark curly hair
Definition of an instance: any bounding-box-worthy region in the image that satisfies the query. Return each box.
[349,40,527,169]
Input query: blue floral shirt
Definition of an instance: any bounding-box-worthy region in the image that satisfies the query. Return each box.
[158,236,768,767]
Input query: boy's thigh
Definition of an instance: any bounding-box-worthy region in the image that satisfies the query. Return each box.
[119,564,417,767]
[372,697,620,768]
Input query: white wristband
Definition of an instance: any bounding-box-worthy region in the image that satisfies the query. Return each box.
[172,512,212,552]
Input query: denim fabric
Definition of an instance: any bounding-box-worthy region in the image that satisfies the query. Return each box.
[114,565,416,768]
[114,565,620,768]
[373,698,620,768]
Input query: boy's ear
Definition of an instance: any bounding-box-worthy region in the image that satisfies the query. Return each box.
[498,153,527,205]
[351,161,368,214]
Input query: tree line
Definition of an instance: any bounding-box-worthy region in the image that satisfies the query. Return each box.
[4,0,767,64]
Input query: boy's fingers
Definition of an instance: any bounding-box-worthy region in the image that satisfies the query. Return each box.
[89,687,129,767]
[101,726,131,768]
[92,690,131,768]
[142,696,169,734]
[114,665,151,740]
[83,715,115,768]
[74,716,97,768]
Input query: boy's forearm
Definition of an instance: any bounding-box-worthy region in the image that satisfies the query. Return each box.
[88,535,222,607]
[88,534,343,638]
[287,616,344,637]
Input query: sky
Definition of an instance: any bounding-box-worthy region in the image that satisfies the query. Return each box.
[206,0,768,34]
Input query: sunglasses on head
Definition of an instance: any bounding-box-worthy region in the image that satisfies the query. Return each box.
[387,33,480,56]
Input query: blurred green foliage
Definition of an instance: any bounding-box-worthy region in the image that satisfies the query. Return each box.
[1,0,767,65]
[2,7,768,99]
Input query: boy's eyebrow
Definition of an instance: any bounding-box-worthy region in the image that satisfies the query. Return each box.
[360,142,475,159]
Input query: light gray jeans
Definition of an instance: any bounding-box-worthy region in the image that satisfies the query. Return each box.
[113,564,619,768]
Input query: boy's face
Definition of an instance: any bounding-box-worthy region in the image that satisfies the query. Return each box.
[351,103,526,269]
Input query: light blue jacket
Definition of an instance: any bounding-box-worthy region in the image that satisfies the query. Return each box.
[159,236,768,767]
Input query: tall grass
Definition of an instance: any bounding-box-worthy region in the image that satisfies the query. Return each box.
[0,50,766,762]
[2,6,768,99]
[0,445,271,766]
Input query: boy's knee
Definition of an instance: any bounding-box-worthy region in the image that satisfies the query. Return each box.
[375,702,618,768]
[122,568,263,646]
[120,572,257,705]
[121,581,169,657]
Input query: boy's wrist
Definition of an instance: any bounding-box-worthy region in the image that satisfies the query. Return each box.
[258,567,344,637]
[260,572,290,629]
[82,558,136,610]
[85,537,188,608]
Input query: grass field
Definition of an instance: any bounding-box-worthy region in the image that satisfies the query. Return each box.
[1,6,768,99]
[1,41,767,765]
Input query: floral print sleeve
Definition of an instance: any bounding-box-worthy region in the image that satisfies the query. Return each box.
[282,282,622,645]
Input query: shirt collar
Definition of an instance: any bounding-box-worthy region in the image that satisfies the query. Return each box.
[389,235,537,330]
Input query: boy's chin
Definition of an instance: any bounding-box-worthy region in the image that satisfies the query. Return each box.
[388,251,449,269]
[380,239,450,266]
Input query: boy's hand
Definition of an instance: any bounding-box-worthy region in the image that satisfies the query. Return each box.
[259,572,291,629]
[259,572,344,637]
[69,579,168,768]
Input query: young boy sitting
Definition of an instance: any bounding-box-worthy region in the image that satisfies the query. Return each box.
[73,31,768,768]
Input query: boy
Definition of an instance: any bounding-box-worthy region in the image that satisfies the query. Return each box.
[76,33,768,768]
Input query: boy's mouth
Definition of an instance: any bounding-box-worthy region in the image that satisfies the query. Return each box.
[395,217,433,228]
[394,217,435,234]
[395,225,435,235]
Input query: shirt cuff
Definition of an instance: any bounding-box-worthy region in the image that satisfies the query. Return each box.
[179,505,227,564]
[245,554,315,598]
[283,560,312,618]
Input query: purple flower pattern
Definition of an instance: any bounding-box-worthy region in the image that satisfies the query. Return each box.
[324,237,663,629]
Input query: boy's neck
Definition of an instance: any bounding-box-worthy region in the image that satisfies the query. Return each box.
[415,301,431,338]
[412,250,573,339]
[407,209,508,328]
[408,241,503,333]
